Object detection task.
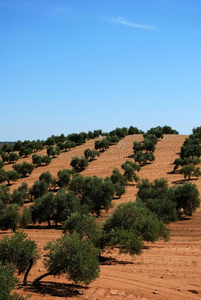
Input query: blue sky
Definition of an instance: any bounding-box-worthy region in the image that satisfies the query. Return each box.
[0,0,200,141]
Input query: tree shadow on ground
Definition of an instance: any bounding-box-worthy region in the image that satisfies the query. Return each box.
[167,170,175,174]
[22,282,87,298]
[99,256,134,266]
[143,245,164,250]
[124,154,134,159]
[172,178,198,184]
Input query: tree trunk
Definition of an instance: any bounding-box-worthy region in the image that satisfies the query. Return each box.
[32,267,62,286]
[23,258,33,286]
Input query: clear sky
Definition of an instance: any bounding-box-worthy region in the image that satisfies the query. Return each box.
[0,0,201,141]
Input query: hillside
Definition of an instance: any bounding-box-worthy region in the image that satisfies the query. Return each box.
[1,134,201,300]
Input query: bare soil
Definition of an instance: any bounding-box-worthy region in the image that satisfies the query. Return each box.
[1,134,201,299]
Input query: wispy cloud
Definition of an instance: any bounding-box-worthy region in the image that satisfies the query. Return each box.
[104,16,156,30]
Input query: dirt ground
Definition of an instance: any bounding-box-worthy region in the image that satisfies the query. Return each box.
[1,134,201,300]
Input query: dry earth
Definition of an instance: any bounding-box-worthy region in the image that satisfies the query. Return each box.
[1,134,201,300]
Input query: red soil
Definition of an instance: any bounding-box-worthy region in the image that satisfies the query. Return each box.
[1,134,201,299]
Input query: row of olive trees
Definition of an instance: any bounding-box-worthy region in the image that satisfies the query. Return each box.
[0,160,137,232]
[173,126,201,180]
[0,173,199,291]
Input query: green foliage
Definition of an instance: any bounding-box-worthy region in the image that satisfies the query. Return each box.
[8,152,19,164]
[10,183,28,207]
[67,132,87,145]
[39,171,54,189]
[33,233,100,286]
[180,144,201,159]
[70,156,88,172]
[121,160,140,183]
[103,202,169,255]
[1,151,9,163]
[47,146,60,158]
[32,154,42,166]
[136,197,178,224]
[46,137,55,146]
[0,204,21,232]
[0,262,21,300]
[13,162,34,177]
[63,212,102,248]
[4,170,20,185]
[128,126,143,135]
[95,138,110,151]
[0,232,39,286]
[146,127,163,139]
[110,135,120,144]
[30,193,55,227]
[0,159,4,168]
[134,151,155,165]
[0,185,11,204]
[20,207,32,228]
[169,183,200,216]
[57,169,72,188]
[2,143,14,153]
[11,190,26,206]
[42,155,52,165]
[110,168,126,198]
[63,140,76,151]
[143,138,156,152]
[133,141,143,152]
[137,178,200,220]
[29,180,48,200]
[69,174,115,216]
[162,125,179,134]
[179,164,201,180]
[137,178,169,202]
[53,190,85,225]
[84,149,100,161]
[32,154,52,167]
[25,148,33,157]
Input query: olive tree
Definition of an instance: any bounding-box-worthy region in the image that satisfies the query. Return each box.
[13,162,34,177]
[33,233,100,287]
[0,262,26,300]
[121,160,140,183]
[70,156,88,172]
[0,232,39,286]
[84,149,100,161]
